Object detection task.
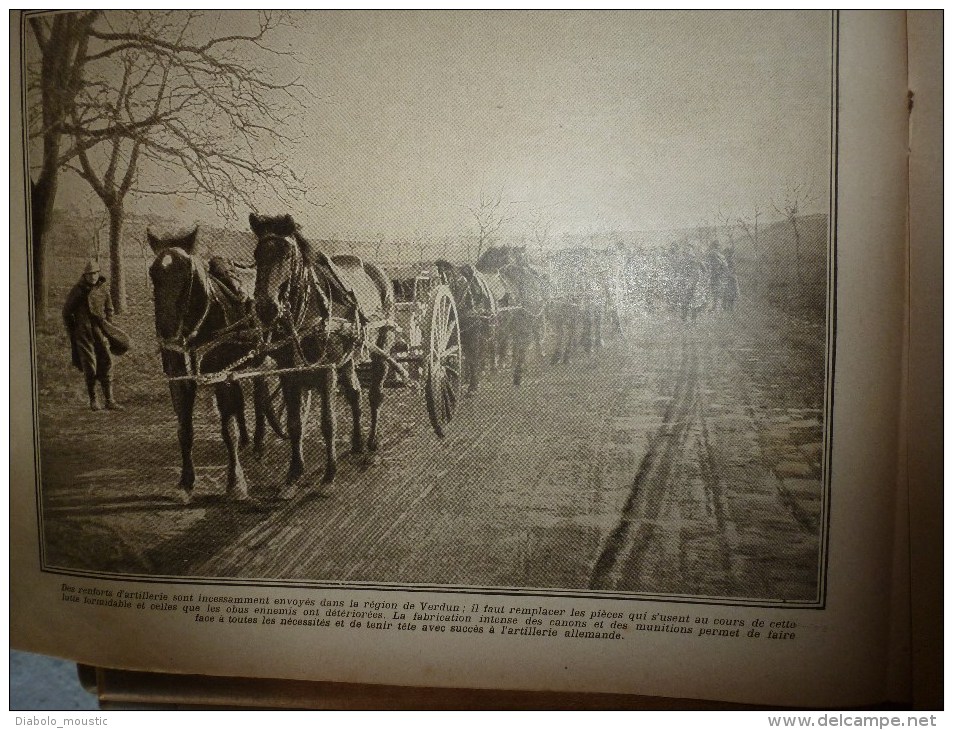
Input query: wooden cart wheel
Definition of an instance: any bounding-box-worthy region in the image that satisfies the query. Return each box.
[260,359,312,440]
[422,284,462,438]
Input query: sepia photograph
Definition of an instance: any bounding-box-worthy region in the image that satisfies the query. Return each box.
[23,10,834,605]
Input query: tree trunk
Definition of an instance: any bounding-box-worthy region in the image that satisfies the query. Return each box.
[30,175,58,320]
[30,13,96,319]
[107,203,126,314]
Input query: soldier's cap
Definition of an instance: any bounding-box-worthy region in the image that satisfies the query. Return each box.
[83,259,101,275]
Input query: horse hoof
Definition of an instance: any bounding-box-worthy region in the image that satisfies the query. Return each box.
[278,485,297,500]
[177,488,193,506]
[321,468,337,484]
[367,439,379,452]
[287,474,303,488]
[351,440,365,455]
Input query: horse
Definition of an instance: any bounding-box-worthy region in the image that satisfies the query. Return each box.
[249,213,394,492]
[147,226,267,503]
[709,248,740,313]
[435,260,496,393]
[475,246,547,386]
[675,248,711,323]
[545,248,611,364]
[718,267,740,312]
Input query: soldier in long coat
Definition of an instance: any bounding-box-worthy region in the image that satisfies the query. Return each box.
[63,259,124,410]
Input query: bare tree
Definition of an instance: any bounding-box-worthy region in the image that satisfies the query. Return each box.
[735,204,764,291]
[27,10,306,314]
[713,207,740,263]
[773,184,818,301]
[26,11,99,317]
[467,185,516,260]
[527,211,553,262]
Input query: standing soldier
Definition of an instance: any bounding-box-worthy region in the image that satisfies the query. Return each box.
[63,259,128,410]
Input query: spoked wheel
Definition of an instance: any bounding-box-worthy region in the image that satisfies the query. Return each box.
[259,358,312,440]
[423,284,463,437]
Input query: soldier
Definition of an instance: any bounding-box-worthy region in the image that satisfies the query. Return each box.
[63,259,127,411]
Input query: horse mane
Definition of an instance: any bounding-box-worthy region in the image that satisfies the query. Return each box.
[434,259,457,280]
[290,230,325,268]
[249,213,327,267]
[477,245,526,272]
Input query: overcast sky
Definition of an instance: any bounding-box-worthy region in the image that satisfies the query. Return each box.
[51,10,833,240]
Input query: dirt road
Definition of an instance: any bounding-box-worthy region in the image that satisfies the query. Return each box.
[38,306,826,603]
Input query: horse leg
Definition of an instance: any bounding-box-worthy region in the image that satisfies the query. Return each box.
[279,377,305,494]
[490,321,501,374]
[367,332,392,452]
[534,316,546,360]
[340,362,364,454]
[550,312,563,366]
[512,316,528,387]
[169,381,197,498]
[215,382,250,501]
[464,325,481,393]
[562,309,575,365]
[582,309,593,353]
[236,382,251,449]
[319,370,338,484]
[252,377,267,459]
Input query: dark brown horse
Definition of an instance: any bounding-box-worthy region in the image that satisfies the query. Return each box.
[475,246,547,386]
[435,260,496,393]
[147,226,266,503]
[545,248,612,364]
[249,213,394,494]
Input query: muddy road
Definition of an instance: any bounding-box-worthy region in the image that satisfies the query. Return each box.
[38,306,826,603]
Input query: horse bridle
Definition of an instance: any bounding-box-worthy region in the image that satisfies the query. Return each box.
[254,232,343,368]
[157,249,210,356]
[255,232,319,329]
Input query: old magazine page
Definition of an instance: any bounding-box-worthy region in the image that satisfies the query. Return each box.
[10,11,910,706]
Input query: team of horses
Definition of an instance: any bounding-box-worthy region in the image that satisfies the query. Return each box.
[633,243,740,322]
[147,215,735,503]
